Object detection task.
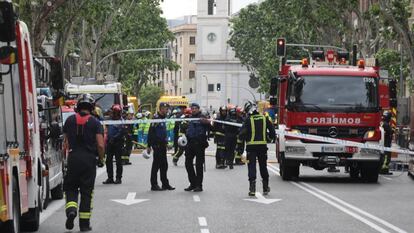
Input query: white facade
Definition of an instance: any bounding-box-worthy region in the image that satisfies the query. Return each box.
[194,0,260,111]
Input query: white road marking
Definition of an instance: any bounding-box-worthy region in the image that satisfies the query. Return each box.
[198,217,208,227]
[111,192,149,206]
[193,195,201,202]
[267,164,408,233]
[201,229,210,233]
[40,167,105,224]
[244,192,282,204]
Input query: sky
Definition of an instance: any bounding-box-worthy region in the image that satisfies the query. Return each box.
[160,0,259,19]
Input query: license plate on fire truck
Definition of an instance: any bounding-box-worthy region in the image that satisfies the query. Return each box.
[322,146,345,153]
[322,146,358,153]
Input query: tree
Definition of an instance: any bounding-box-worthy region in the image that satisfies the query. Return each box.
[139,85,164,108]
[228,0,359,92]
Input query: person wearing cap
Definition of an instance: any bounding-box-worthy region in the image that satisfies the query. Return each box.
[63,94,104,231]
[184,103,211,192]
[147,103,175,191]
[103,104,125,184]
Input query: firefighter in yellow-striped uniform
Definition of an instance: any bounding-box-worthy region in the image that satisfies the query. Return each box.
[234,106,246,165]
[380,111,394,175]
[238,101,275,197]
[63,94,105,231]
[213,106,228,169]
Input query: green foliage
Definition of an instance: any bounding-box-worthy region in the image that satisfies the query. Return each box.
[228,0,358,92]
[139,85,164,107]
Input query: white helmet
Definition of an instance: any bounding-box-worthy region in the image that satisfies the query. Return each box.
[178,135,188,147]
[144,111,151,118]
[136,113,143,119]
[142,149,152,159]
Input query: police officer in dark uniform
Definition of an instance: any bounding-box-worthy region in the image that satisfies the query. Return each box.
[238,101,275,197]
[380,111,394,175]
[103,104,124,184]
[63,94,104,232]
[147,103,175,191]
[224,106,240,169]
[184,103,211,192]
[212,106,227,169]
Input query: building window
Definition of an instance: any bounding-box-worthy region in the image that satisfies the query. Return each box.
[189,53,195,62]
[189,70,195,79]
[179,88,181,95]
[180,37,182,47]
[190,88,193,93]
[179,71,182,81]
[217,83,221,91]
[208,84,214,92]
[208,0,216,15]
[190,36,196,45]
[166,73,168,83]
[180,54,182,64]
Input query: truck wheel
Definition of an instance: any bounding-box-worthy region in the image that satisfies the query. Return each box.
[280,153,299,180]
[42,177,50,209]
[3,177,20,233]
[51,182,64,200]
[361,163,379,183]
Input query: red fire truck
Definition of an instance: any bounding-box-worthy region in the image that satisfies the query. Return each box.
[0,1,42,232]
[271,39,389,183]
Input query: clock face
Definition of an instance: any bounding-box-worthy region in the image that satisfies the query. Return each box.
[207,32,217,42]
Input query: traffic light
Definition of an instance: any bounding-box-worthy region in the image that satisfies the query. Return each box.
[389,79,397,107]
[276,38,286,57]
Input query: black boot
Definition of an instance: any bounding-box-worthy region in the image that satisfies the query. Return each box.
[263,180,270,195]
[65,211,76,230]
[248,181,256,197]
[102,178,114,184]
[80,219,92,232]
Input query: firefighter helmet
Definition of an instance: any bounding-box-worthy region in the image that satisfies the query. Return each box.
[144,111,151,118]
[219,105,227,112]
[382,111,392,122]
[178,135,188,147]
[244,101,257,114]
[184,107,192,116]
[76,94,95,112]
[136,112,143,119]
[142,149,152,159]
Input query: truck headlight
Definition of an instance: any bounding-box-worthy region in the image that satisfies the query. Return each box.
[364,130,376,139]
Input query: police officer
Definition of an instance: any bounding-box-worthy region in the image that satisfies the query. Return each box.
[238,101,275,196]
[63,94,104,231]
[103,104,124,184]
[172,107,192,166]
[380,111,394,175]
[224,105,240,169]
[184,103,211,192]
[147,103,175,191]
[212,106,227,169]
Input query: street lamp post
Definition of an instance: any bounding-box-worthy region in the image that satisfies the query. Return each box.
[203,75,208,109]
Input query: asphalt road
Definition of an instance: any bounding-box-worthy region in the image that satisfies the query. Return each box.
[34,144,414,233]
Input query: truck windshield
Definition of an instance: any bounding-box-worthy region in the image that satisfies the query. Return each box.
[290,76,378,112]
[92,94,115,114]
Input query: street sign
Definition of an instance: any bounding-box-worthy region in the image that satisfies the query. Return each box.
[111,192,149,206]
[244,192,282,205]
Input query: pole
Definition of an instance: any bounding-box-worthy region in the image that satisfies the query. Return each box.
[400,45,404,97]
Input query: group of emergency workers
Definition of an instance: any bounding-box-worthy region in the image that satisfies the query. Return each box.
[62,93,276,231]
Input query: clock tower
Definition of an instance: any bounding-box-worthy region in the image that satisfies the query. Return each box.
[194,0,259,110]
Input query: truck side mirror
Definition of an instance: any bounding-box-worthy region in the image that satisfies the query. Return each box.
[269,77,279,96]
[0,2,16,43]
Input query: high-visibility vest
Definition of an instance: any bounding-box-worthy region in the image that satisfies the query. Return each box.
[246,114,267,145]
